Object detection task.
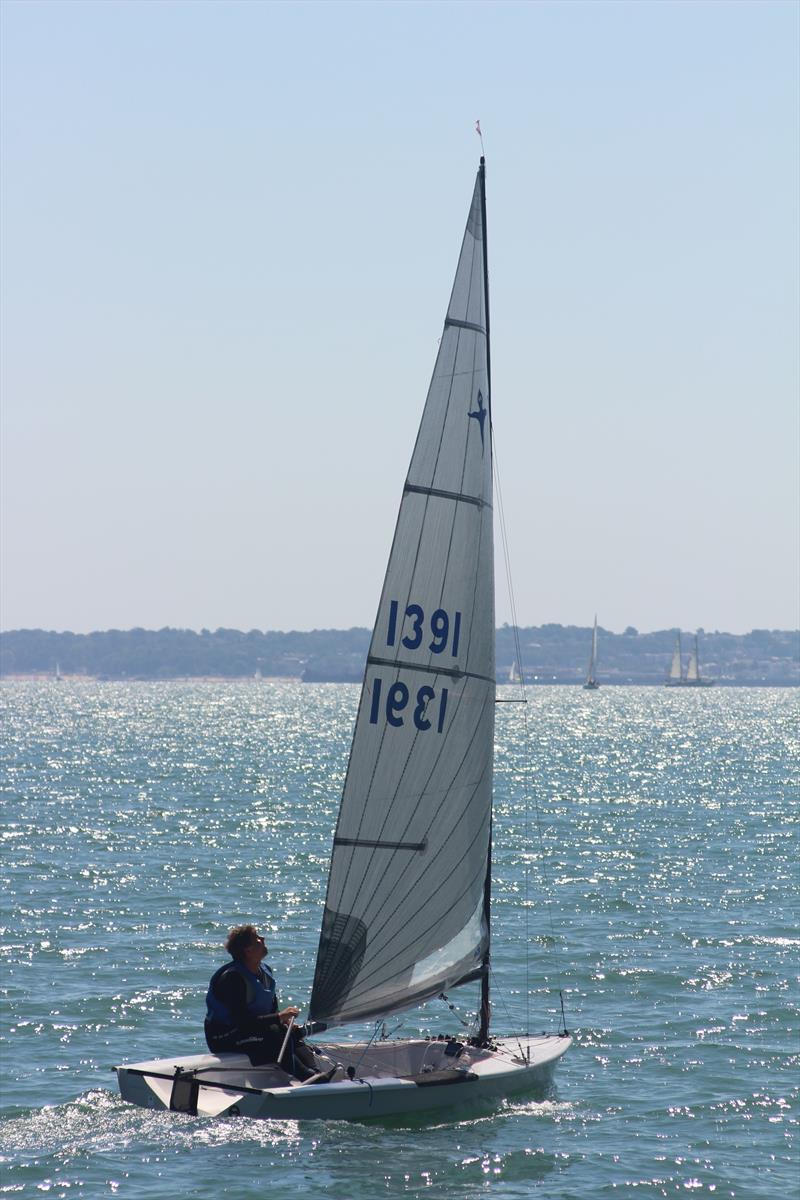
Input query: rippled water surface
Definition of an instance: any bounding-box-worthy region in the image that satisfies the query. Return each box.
[1,682,797,1198]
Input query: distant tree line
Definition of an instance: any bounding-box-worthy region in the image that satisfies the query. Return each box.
[1,625,797,685]
[0,627,367,682]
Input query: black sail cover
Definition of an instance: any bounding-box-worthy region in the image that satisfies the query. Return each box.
[309,168,494,1026]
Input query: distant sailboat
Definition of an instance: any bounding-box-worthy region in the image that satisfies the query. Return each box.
[508,659,522,684]
[583,617,600,690]
[665,632,714,688]
[684,635,714,687]
[55,662,63,683]
[665,633,683,686]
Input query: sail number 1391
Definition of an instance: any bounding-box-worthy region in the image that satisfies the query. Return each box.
[369,678,448,733]
[386,600,461,656]
[367,599,460,734]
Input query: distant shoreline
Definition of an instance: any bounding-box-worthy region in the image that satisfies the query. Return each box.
[1,674,795,689]
[2,625,797,687]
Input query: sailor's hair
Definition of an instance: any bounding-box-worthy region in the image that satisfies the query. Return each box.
[225,924,259,959]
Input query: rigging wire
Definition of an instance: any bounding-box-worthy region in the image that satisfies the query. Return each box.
[491,433,564,1039]
[488,964,528,1063]
[350,1020,386,1076]
[439,991,477,1032]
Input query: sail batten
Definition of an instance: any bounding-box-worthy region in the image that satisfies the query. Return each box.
[444,317,487,334]
[366,654,494,685]
[334,837,428,851]
[309,163,494,1028]
[403,483,491,509]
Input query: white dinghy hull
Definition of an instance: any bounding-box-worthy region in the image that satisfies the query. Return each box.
[117,1035,571,1121]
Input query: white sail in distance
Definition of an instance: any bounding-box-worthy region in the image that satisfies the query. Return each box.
[669,633,683,682]
[686,637,699,682]
[585,616,598,686]
[309,167,494,1027]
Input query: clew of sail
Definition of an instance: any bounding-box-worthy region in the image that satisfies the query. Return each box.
[309,169,494,1028]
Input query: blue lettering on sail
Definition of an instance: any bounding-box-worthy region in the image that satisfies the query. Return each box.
[369,681,449,734]
[468,389,486,450]
[386,602,462,656]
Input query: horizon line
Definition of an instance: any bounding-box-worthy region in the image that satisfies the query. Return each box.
[2,624,798,638]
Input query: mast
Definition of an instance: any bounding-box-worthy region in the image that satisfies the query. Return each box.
[478,154,492,1046]
[479,157,492,420]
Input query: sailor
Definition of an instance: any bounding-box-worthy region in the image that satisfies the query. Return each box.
[204,924,319,1079]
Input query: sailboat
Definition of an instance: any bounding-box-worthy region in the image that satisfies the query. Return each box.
[583,616,599,690]
[665,632,683,686]
[665,631,714,688]
[116,157,571,1121]
[683,634,714,687]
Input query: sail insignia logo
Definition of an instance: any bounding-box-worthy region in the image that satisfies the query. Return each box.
[468,390,486,450]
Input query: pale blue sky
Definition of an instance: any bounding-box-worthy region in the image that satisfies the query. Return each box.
[1,0,798,635]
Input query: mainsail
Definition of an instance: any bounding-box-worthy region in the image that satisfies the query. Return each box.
[686,637,699,682]
[309,163,494,1028]
[668,633,683,682]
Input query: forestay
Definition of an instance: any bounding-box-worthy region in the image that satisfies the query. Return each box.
[309,168,495,1027]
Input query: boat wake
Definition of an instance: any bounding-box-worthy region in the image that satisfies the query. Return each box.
[0,1089,302,1156]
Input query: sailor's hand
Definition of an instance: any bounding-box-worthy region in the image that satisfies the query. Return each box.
[279,1006,300,1024]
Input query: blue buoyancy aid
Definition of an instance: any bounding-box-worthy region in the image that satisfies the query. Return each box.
[205,960,278,1027]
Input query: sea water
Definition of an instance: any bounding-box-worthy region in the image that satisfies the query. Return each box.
[0,682,796,1199]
